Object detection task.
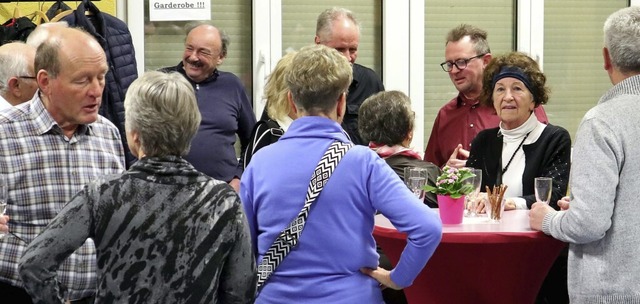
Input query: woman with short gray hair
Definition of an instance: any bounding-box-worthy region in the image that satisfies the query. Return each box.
[19,71,256,303]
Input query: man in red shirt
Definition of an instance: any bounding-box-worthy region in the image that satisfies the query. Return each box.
[425,24,548,168]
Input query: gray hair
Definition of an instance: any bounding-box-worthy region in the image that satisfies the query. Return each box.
[604,6,640,74]
[26,21,69,48]
[185,21,230,57]
[286,44,352,115]
[358,91,414,146]
[316,7,361,42]
[446,24,491,55]
[0,42,33,95]
[124,71,201,157]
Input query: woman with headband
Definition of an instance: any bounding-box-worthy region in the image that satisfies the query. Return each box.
[466,52,571,212]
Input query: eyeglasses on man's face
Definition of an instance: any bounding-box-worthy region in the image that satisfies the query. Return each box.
[17,76,36,80]
[440,54,486,72]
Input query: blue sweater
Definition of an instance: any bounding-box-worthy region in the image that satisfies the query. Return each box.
[240,116,442,303]
[162,63,256,182]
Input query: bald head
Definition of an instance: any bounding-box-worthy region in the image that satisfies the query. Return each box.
[35,27,105,79]
[0,42,37,105]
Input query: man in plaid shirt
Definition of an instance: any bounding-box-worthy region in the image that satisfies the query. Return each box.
[0,27,125,303]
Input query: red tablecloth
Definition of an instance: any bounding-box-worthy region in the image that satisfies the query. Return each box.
[374,210,566,304]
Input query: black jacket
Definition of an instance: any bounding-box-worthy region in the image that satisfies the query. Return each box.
[466,124,571,209]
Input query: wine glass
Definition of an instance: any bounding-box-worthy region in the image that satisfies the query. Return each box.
[404,167,427,200]
[463,169,482,217]
[534,177,552,205]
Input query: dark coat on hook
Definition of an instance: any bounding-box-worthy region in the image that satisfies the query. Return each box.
[62,1,138,167]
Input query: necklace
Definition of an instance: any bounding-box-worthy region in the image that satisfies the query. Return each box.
[501,132,530,175]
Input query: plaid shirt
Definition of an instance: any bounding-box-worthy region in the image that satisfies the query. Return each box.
[0,95,125,300]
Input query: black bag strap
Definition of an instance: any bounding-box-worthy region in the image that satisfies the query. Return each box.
[256,141,352,292]
[243,119,285,169]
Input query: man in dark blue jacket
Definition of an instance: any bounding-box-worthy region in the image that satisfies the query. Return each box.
[161,23,256,192]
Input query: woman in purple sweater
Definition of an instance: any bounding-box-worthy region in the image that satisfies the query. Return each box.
[240,45,442,304]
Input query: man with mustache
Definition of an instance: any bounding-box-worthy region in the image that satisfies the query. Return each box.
[425,24,548,168]
[0,27,125,303]
[161,22,256,192]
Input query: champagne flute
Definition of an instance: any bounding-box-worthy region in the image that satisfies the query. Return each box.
[404,167,427,200]
[465,169,482,217]
[534,177,552,204]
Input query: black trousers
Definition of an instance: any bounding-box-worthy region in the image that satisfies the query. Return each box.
[0,282,33,304]
[536,247,569,304]
[0,281,94,304]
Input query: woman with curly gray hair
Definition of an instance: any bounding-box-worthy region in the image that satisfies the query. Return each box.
[359,90,440,208]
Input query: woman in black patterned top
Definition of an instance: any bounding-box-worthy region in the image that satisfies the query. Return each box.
[18,71,256,303]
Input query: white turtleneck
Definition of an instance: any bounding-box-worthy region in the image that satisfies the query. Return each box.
[499,112,546,209]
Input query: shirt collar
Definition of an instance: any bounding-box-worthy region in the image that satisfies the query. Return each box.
[31,93,93,136]
[456,92,481,107]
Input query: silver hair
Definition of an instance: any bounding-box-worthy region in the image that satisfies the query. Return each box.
[124,71,201,157]
[26,21,69,48]
[286,44,352,115]
[604,6,640,73]
[0,43,33,96]
[316,7,361,42]
[185,21,230,57]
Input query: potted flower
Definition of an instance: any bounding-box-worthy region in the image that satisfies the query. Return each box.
[424,166,476,224]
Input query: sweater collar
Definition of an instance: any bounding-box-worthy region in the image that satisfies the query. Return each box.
[176,62,220,84]
[599,74,640,104]
[281,116,351,143]
[128,155,207,184]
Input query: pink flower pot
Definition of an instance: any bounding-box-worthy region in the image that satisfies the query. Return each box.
[438,194,465,224]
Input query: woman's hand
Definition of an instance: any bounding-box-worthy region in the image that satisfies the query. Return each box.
[473,192,487,214]
[504,198,517,211]
[360,267,402,290]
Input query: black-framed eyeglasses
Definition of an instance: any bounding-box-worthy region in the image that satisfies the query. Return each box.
[18,76,36,80]
[440,54,486,72]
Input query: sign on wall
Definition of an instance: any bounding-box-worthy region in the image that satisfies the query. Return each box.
[149,0,211,21]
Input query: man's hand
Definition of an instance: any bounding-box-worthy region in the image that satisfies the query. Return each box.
[446,144,469,168]
[360,267,402,290]
[229,178,240,193]
[0,215,9,234]
[557,196,570,210]
[529,202,555,231]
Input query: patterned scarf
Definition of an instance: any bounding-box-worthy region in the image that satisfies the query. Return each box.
[369,142,422,160]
